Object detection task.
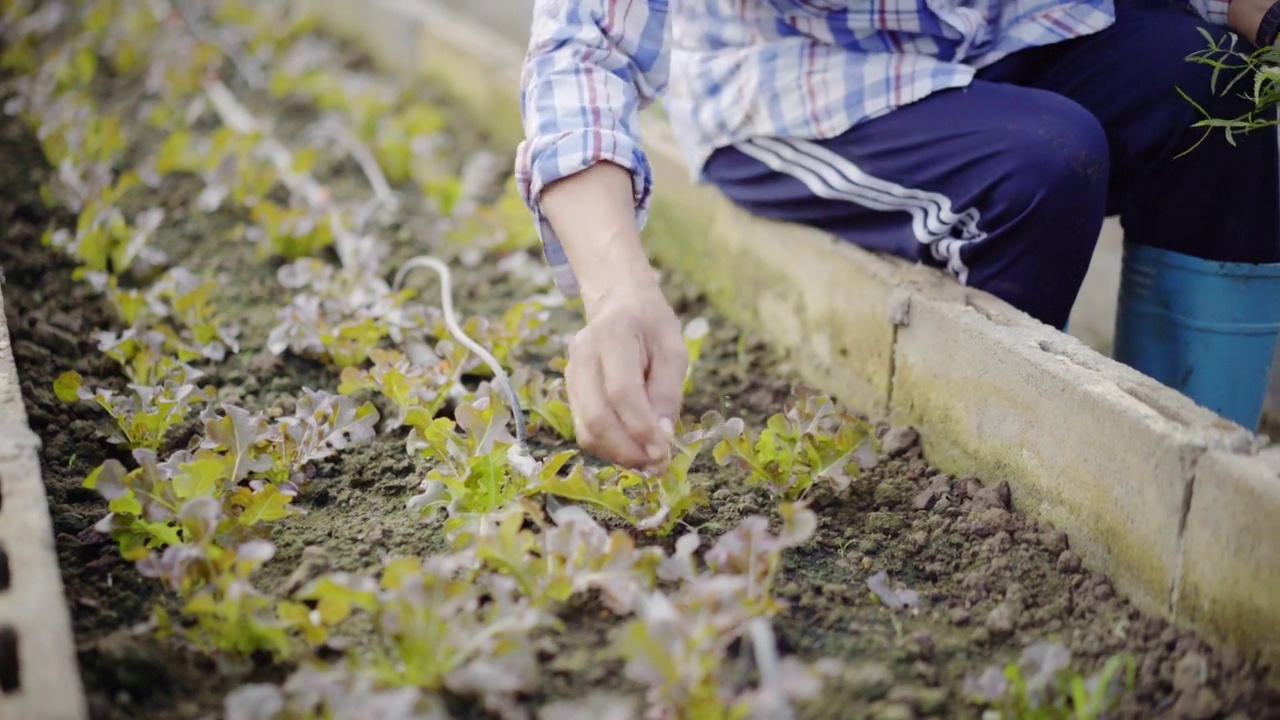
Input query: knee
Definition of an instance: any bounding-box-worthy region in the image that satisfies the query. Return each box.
[990,96,1110,223]
[1137,17,1263,130]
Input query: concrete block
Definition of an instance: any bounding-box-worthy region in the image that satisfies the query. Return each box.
[1067,217,1123,355]
[0,283,87,720]
[890,281,1254,620]
[1176,447,1280,675]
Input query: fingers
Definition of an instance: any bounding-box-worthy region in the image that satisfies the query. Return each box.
[598,331,666,464]
[566,328,653,469]
[644,323,689,433]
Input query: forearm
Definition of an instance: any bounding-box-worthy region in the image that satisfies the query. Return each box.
[515,0,671,299]
[539,162,656,311]
[1228,0,1279,44]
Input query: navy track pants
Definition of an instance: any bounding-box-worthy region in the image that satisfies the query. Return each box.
[702,0,1280,329]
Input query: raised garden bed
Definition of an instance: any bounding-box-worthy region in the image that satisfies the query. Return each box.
[2,2,1278,719]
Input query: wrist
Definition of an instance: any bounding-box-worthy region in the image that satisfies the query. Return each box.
[580,260,662,321]
[1229,0,1280,45]
[540,161,658,307]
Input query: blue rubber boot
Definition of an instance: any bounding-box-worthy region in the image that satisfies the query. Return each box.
[1114,242,1280,430]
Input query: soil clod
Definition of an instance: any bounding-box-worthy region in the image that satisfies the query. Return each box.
[879,426,919,458]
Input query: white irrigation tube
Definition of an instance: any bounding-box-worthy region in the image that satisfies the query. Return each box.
[393,256,531,453]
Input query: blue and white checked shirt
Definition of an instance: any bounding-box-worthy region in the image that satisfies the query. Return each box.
[515,0,1231,296]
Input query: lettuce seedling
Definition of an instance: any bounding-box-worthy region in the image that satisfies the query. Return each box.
[423,175,464,218]
[658,503,817,615]
[145,267,243,361]
[89,327,182,386]
[154,127,203,175]
[55,364,214,450]
[42,170,169,277]
[532,417,712,535]
[224,664,451,720]
[423,296,554,376]
[268,258,420,368]
[709,387,877,500]
[94,0,160,76]
[214,0,320,57]
[337,347,454,431]
[467,503,664,613]
[85,396,382,658]
[616,506,821,719]
[90,267,241,363]
[256,388,380,486]
[156,126,281,211]
[406,387,576,533]
[82,424,284,566]
[31,93,127,212]
[297,555,548,718]
[512,365,574,441]
[319,316,393,369]
[682,317,711,396]
[88,393,376,526]
[369,104,449,186]
[161,539,297,659]
[443,178,541,255]
[248,199,336,260]
[82,453,191,561]
[962,641,1136,720]
[539,503,666,613]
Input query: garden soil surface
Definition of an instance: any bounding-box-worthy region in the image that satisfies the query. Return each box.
[3,33,1279,720]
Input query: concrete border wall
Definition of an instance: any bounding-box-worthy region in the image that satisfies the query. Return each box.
[300,0,1280,680]
[0,280,88,720]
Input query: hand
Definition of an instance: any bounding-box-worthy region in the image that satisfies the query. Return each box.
[1228,0,1278,44]
[566,277,688,472]
[535,161,685,469]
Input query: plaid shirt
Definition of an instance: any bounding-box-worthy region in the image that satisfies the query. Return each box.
[515,0,1231,297]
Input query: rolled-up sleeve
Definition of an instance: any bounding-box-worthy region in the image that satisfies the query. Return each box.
[515,0,671,297]
[1185,0,1232,27]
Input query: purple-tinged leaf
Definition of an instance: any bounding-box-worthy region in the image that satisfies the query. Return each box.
[200,404,273,482]
[778,502,818,547]
[453,391,517,455]
[87,459,128,501]
[238,540,277,564]
[866,570,921,610]
[1018,640,1072,705]
[963,666,1010,703]
[137,544,207,592]
[177,496,222,541]
[223,683,285,720]
[656,532,701,583]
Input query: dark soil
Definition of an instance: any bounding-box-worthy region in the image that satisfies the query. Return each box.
[2,26,1278,720]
